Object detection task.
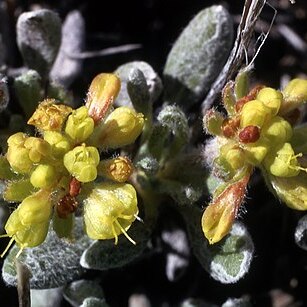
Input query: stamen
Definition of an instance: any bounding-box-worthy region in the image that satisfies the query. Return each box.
[111,223,118,245]
[15,248,24,259]
[114,220,136,245]
[1,237,15,258]
[134,214,144,223]
[288,153,307,173]
[118,214,133,220]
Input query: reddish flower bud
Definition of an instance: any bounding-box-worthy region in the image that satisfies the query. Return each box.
[239,125,260,143]
[69,177,81,197]
[222,117,240,138]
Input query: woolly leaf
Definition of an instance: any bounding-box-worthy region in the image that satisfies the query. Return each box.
[0,75,9,112]
[155,105,189,157]
[63,280,105,307]
[222,297,252,307]
[14,69,42,119]
[127,68,151,115]
[81,297,109,307]
[294,214,307,251]
[80,220,151,270]
[135,155,159,176]
[16,9,61,78]
[31,288,63,307]
[2,218,92,289]
[50,10,85,88]
[185,207,254,284]
[0,202,9,234]
[115,61,162,108]
[157,179,202,206]
[180,298,218,307]
[163,5,233,109]
[207,222,254,283]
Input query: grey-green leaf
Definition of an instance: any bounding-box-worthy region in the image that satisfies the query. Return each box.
[115,61,162,108]
[294,214,307,251]
[2,218,92,289]
[50,10,85,88]
[16,9,62,78]
[222,297,252,307]
[63,280,105,307]
[207,222,254,283]
[184,207,254,284]
[14,69,42,119]
[0,75,9,112]
[80,221,151,270]
[163,5,233,109]
[180,298,218,307]
[127,68,151,115]
[81,297,109,307]
[30,287,63,307]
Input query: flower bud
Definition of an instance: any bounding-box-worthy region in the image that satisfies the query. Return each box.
[257,87,282,116]
[6,133,33,173]
[218,143,246,176]
[85,73,121,124]
[221,117,240,138]
[239,125,260,143]
[27,99,72,131]
[63,144,100,183]
[96,106,144,149]
[264,142,301,177]
[262,116,292,146]
[5,211,49,250]
[242,139,270,166]
[17,190,52,225]
[240,100,271,128]
[30,164,57,188]
[43,131,72,158]
[98,156,133,182]
[65,106,94,143]
[24,137,51,163]
[83,182,138,244]
[202,170,250,244]
[283,78,307,104]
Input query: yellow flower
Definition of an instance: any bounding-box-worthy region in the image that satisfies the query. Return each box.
[256,87,282,116]
[65,106,94,143]
[240,100,271,128]
[63,144,100,183]
[264,142,301,177]
[95,106,144,149]
[30,164,57,188]
[83,182,138,244]
[1,190,52,257]
[43,131,72,158]
[283,78,307,104]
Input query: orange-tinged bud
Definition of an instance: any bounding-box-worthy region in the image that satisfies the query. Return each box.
[202,170,250,244]
[27,99,72,131]
[85,73,121,125]
[98,156,133,182]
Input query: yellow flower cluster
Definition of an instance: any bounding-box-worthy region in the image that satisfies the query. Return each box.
[203,77,307,244]
[0,73,144,257]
